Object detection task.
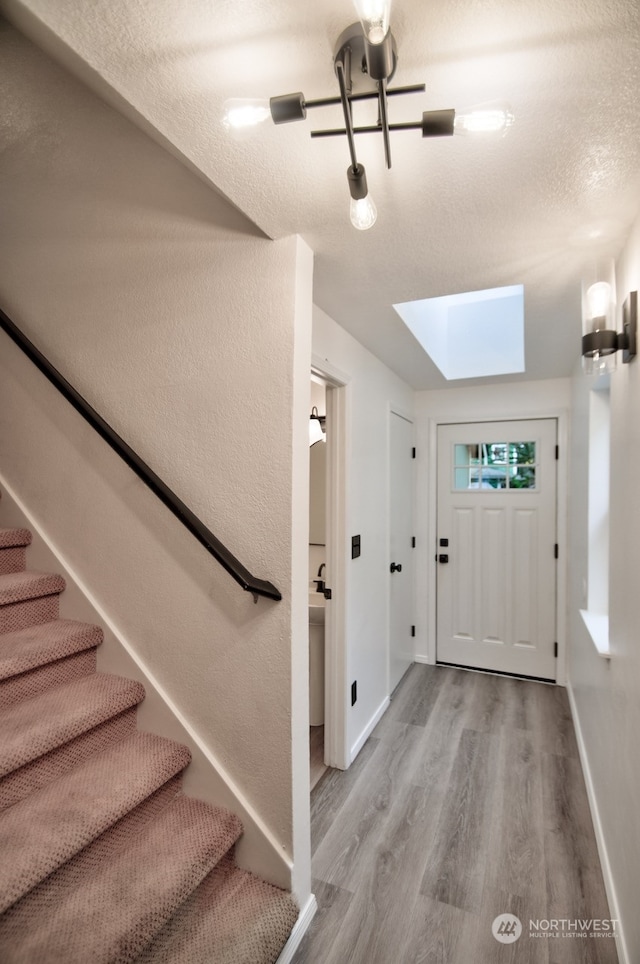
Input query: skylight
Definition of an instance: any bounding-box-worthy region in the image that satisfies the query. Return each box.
[393,285,525,380]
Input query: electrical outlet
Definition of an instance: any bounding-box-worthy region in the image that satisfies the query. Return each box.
[351,680,357,706]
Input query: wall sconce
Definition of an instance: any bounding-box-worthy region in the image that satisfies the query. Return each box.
[223,0,513,230]
[310,406,326,445]
[581,280,637,375]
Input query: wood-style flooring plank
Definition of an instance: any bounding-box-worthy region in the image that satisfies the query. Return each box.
[541,751,618,963]
[291,878,353,964]
[312,722,426,892]
[309,734,379,855]
[293,664,618,964]
[419,727,501,914]
[482,727,547,915]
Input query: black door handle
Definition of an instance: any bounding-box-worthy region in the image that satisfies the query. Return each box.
[390,562,403,573]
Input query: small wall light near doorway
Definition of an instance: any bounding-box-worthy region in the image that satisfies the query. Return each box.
[309,406,326,445]
[581,277,637,375]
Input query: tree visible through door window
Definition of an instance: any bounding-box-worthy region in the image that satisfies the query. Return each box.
[453,441,537,490]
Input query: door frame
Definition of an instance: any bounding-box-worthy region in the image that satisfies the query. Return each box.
[423,409,569,685]
[311,355,350,769]
[387,403,416,694]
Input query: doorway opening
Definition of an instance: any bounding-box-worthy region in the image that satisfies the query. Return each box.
[309,375,327,789]
[308,360,350,786]
[435,418,558,681]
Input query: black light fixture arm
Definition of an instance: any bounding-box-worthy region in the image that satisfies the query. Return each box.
[378,77,392,168]
[335,51,360,174]
[271,83,426,125]
[311,108,456,140]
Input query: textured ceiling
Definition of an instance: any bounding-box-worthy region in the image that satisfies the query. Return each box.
[3,0,640,389]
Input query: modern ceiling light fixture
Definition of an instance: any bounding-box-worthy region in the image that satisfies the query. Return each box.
[223,0,513,230]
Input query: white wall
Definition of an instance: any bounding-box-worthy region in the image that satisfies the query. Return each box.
[415,378,571,672]
[568,213,640,964]
[0,20,312,899]
[312,305,415,761]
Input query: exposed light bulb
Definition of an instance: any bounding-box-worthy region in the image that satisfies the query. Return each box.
[222,98,271,131]
[586,281,612,320]
[352,0,392,44]
[350,194,377,230]
[454,105,514,135]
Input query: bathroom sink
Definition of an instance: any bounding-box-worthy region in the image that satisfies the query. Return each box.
[309,591,326,624]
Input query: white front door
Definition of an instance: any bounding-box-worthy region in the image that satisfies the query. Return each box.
[389,411,414,692]
[436,419,557,681]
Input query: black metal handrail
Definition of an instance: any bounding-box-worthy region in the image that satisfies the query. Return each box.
[0,309,281,602]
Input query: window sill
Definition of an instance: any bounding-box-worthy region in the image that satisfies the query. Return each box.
[579,609,611,659]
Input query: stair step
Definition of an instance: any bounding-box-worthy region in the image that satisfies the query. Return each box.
[0,731,192,913]
[0,528,32,576]
[0,570,65,606]
[0,619,103,709]
[0,672,145,778]
[0,776,184,945]
[0,571,66,634]
[0,619,103,680]
[135,852,299,964]
[0,528,32,550]
[0,706,138,811]
[0,795,242,964]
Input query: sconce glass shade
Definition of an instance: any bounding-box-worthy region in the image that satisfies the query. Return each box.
[586,281,612,321]
[582,347,617,376]
[222,99,271,130]
[581,276,618,375]
[352,0,392,44]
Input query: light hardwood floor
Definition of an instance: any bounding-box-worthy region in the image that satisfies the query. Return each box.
[293,664,618,964]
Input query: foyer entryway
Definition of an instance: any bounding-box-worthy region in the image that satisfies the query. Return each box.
[293,664,617,964]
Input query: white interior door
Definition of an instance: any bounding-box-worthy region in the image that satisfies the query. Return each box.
[389,411,414,692]
[436,419,557,681]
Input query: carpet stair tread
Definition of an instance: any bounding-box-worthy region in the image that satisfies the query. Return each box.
[0,672,145,777]
[0,528,32,550]
[0,731,192,912]
[134,853,299,964]
[0,795,242,964]
[0,570,65,606]
[0,619,103,680]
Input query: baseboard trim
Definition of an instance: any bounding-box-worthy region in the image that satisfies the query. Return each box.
[414,654,430,664]
[566,680,628,964]
[276,894,317,964]
[350,696,390,763]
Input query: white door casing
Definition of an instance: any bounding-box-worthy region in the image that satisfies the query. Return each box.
[389,410,415,692]
[436,419,557,681]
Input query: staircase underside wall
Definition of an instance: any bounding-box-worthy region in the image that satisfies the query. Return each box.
[0,19,313,900]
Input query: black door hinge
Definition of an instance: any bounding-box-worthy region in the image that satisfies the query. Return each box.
[411,536,416,548]
[554,642,558,658]
[555,444,559,460]
[411,625,416,637]
[412,447,416,459]
[554,544,559,559]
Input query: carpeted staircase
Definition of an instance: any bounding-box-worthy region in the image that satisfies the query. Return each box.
[0,523,298,963]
